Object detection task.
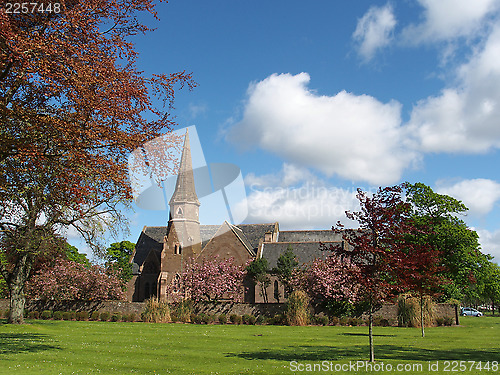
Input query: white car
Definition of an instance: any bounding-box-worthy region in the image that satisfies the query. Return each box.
[461,307,483,317]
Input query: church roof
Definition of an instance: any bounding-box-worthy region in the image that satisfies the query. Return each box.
[277,230,343,243]
[261,241,342,269]
[170,129,200,205]
[133,226,166,267]
[134,222,277,265]
[200,225,221,249]
[237,223,278,249]
[229,223,255,256]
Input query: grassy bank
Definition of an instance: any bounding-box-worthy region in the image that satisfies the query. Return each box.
[0,316,498,374]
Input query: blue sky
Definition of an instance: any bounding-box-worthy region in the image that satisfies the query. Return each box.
[72,0,500,263]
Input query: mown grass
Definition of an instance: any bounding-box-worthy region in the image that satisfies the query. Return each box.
[0,316,498,374]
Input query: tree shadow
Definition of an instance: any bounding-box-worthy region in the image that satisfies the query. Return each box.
[227,345,366,362]
[342,332,397,337]
[228,344,499,363]
[0,333,61,355]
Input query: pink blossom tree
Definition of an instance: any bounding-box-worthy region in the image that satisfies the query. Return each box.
[27,259,124,301]
[291,255,360,305]
[169,256,246,302]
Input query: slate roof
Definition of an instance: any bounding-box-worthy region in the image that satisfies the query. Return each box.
[237,223,277,249]
[134,222,277,266]
[200,225,221,249]
[261,241,342,269]
[277,230,343,243]
[133,226,167,267]
[229,224,255,256]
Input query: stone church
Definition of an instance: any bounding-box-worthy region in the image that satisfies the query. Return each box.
[129,130,344,303]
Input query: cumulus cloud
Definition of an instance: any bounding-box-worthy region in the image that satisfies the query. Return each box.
[235,165,360,230]
[408,25,500,153]
[244,163,317,188]
[353,3,397,62]
[401,0,500,44]
[477,228,500,264]
[436,179,500,216]
[227,73,415,185]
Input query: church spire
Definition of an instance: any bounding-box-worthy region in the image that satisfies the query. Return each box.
[169,129,200,206]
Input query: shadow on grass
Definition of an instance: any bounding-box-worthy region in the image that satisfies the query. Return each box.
[342,332,397,337]
[0,333,60,355]
[228,345,499,363]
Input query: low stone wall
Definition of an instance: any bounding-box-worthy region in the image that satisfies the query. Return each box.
[193,302,284,318]
[0,299,145,316]
[0,299,458,325]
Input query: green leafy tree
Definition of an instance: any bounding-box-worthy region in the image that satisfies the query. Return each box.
[272,245,299,297]
[65,244,90,267]
[246,257,270,303]
[105,241,135,284]
[405,182,491,302]
[0,275,7,299]
[480,262,500,314]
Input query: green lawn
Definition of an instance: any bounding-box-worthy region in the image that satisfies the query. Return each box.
[0,317,499,374]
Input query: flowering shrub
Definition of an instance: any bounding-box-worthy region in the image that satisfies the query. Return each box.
[169,256,246,302]
[27,259,124,301]
[290,255,360,305]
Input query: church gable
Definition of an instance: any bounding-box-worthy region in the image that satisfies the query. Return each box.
[133,226,166,268]
[199,221,254,266]
[141,248,161,274]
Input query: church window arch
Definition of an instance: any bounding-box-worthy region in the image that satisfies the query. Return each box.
[274,280,280,302]
[174,243,182,255]
[173,273,181,294]
[176,207,183,216]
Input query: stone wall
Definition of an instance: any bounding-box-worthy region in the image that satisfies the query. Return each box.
[0,299,458,325]
[0,299,145,315]
[192,302,284,318]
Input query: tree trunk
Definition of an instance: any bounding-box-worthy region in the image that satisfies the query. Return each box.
[261,283,268,303]
[7,253,33,324]
[369,304,374,362]
[420,294,425,338]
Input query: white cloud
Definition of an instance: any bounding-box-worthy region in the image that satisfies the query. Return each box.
[436,179,500,216]
[408,25,500,153]
[401,0,499,44]
[188,103,207,119]
[477,228,500,264]
[353,3,397,62]
[244,163,317,188]
[236,165,360,230]
[227,73,416,185]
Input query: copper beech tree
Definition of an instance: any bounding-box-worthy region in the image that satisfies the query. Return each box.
[328,185,445,362]
[0,0,194,323]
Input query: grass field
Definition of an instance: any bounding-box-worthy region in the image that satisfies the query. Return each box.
[0,317,499,374]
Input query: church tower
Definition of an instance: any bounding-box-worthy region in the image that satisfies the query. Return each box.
[159,129,201,299]
[167,128,201,255]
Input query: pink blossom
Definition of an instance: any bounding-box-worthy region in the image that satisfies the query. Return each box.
[168,256,246,302]
[27,259,124,301]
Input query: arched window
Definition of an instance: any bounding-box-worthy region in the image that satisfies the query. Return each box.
[177,207,183,216]
[274,280,280,302]
[173,274,181,294]
[174,243,182,255]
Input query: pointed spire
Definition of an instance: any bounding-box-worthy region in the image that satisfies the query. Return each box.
[169,129,200,205]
